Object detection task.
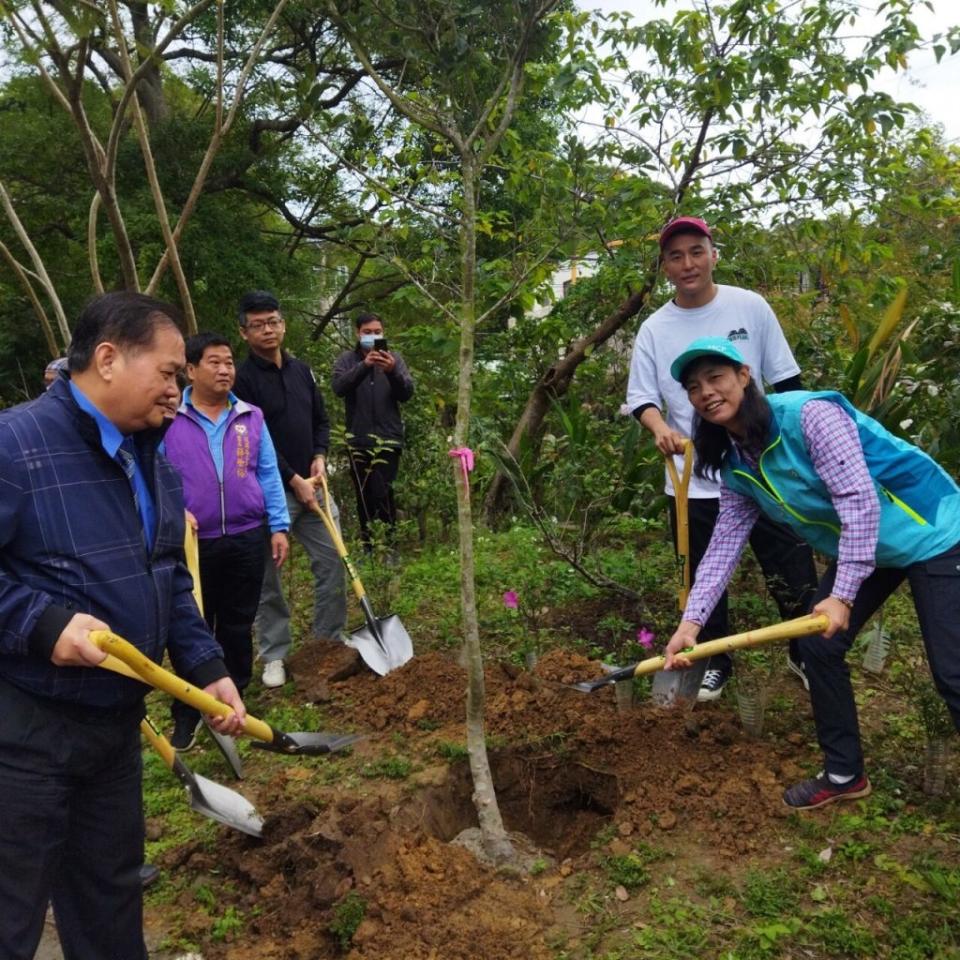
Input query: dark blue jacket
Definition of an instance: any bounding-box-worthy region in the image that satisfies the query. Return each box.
[0,378,226,710]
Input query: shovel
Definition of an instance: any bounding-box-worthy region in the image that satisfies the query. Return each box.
[649,440,707,707]
[98,652,264,836]
[91,631,363,755]
[140,713,264,837]
[308,474,413,676]
[184,522,245,779]
[574,614,829,694]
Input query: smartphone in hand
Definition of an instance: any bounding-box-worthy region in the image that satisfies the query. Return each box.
[374,337,388,352]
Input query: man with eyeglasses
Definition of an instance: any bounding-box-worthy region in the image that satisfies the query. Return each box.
[234,290,346,688]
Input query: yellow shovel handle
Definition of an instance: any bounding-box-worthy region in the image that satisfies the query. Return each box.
[633,613,830,679]
[90,631,274,744]
[139,715,176,768]
[311,474,366,603]
[184,522,203,615]
[664,440,693,610]
[96,653,196,767]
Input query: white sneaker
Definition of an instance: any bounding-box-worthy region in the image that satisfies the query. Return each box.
[262,660,286,688]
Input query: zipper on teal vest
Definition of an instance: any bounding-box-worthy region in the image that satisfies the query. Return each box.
[732,434,929,533]
[877,484,928,526]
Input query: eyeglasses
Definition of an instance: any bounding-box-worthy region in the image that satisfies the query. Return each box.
[245,318,284,332]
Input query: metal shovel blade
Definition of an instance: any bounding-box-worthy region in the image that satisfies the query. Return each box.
[172,756,263,837]
[650,659,708,708]
[345,614,414,676]
[204,720,244,779]
[251,729,364,756]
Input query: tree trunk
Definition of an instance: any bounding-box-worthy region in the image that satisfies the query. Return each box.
[455,164,514,864]
[484,277,656,522]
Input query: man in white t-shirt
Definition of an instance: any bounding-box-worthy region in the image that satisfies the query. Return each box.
[626,217,818,699]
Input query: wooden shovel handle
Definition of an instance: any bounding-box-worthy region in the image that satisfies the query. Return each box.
[90,631,274,744]
[664,440,693,610]
[632,614,830,679]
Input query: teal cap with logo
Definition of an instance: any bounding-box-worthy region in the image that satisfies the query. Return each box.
[670,336,745,383]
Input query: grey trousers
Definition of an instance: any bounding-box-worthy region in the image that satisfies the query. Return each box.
[256,490,347,663]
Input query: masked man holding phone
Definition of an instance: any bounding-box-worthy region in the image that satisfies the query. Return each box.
[332,312,414,551]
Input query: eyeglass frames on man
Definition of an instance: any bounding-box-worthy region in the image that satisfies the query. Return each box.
[245,318,284,332]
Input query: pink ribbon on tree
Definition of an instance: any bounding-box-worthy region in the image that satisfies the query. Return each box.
[448,446,475,488]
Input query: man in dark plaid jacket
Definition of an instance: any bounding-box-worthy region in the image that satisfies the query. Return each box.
[0,292,246,960]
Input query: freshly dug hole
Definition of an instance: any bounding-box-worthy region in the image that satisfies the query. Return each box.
[415,747,618,860]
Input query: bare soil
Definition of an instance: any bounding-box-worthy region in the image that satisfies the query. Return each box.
[149,643,835,959]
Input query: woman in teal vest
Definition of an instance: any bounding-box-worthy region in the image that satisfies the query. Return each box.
[663,336,960,810]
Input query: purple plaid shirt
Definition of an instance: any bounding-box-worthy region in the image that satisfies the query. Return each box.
[683,399,879,626]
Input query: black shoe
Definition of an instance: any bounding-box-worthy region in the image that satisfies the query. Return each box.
[783,772,871,810]
[140,863,160,888]
[697,661,732,702]
[787,655,810,691]
[170,716,201,752]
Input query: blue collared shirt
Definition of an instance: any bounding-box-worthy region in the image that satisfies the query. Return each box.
[69,381,156,551]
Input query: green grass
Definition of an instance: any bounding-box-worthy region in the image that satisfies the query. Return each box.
[360,753,415,780]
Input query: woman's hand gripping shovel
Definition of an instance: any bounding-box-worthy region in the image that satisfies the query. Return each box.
[99,653,264,837]
[90,631,362,755]
[573,614,829,694]
[308,473,413,676]
[184,522,245,779]
[649,440,706,707]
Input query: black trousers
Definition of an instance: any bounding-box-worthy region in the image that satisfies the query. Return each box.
[0,678,147,960]
[172,525,265,728]
[802,541,960,776]
[669,497,819,660]
[347,446,401,549]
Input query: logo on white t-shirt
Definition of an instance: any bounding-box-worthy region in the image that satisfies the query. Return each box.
[727,327,749,342]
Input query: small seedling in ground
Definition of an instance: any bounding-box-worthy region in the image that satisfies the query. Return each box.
[330,892,367,951]
[436,740,468,761]
[603,853,651,891]
[211,906,244,942]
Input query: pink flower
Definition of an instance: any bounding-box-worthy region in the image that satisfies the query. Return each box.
[503,591,519,609]
[637,627,655,650]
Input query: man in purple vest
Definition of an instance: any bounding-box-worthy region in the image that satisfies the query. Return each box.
[163,333,289,749]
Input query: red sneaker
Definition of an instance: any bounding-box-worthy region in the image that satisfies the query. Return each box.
[783,773,871,810]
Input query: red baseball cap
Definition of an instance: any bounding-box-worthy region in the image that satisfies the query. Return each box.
[659,216,712,250]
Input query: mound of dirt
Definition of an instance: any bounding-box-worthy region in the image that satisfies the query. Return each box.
[167,644,813,958]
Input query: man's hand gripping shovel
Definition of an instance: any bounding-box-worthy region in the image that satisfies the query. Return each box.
[92,631,362,756]
[97,651,264,837]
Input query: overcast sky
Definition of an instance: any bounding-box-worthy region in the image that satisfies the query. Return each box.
[583,0,960,144]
